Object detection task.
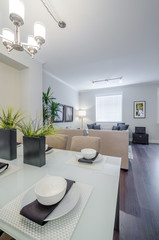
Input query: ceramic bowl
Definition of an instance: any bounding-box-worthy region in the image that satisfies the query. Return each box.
[81,148,96,159]
[35,176,67,206]
[45,144,48,151]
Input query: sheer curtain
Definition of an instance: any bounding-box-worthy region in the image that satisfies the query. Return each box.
[96,94,122,122]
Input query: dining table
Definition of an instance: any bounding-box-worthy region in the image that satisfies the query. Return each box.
[0,146,121,240]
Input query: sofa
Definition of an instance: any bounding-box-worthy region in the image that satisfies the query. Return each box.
[88,129,129,170]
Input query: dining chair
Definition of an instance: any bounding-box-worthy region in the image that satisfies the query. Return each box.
[70,136,101,152]
[46,134,68,150]
[0,232,15,240]
[17,129,23,143]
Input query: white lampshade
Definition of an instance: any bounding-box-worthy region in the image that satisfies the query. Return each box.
[78,110,86,117]
[34,22,46,41]
[9,0,24,21]
[2,28,14,42]
[27,35,38,47]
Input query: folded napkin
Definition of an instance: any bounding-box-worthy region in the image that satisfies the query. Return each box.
[17,142,21,146]
[20,179,75,226]
[78,152,99,164]
[0,162,9,170]
[45,147,53,153]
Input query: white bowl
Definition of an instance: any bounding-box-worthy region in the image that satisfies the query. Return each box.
[45,144,48,151]
[35,176,67,206]
[81,148,96,159]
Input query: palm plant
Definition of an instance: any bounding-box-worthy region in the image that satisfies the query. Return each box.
[50,102,60,124]
[18,119,55,137]
[0,107,24,129]
[42,86,60,124]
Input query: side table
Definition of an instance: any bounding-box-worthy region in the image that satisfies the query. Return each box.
[132,133,149,144]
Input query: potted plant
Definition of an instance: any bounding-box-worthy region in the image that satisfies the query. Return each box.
[18,119,55,167]
[0,107,24,160]
[43,87,60,124]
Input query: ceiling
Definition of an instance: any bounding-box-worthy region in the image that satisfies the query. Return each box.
[0,0,159,91]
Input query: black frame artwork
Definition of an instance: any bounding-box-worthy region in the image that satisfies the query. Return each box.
[64,105,73,122]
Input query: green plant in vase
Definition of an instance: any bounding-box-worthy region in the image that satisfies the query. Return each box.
[18,119,56,167]
[0,107,24,160]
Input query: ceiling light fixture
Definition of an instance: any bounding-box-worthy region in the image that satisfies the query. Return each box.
[92,76,123,84]
[40,0,66,28]
[0,0,46,58]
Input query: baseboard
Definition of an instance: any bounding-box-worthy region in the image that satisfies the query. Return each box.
[130,138,159,144]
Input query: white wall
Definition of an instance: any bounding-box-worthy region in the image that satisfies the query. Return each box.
[43,71,79,129]
[79,82,159,143]
[0,62,20,109]
[0,45,43,119]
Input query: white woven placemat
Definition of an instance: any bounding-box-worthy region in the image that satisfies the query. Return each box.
[0,165,22,179]
[66,154,107,170]
[0,181,93,240]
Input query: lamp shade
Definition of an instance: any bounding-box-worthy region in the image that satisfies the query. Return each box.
[34,22,46,43]
[78,110,86,117]
[2,28,14,42]
[9,0,24,21]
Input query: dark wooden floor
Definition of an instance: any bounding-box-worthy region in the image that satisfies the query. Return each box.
[114,143,159,240]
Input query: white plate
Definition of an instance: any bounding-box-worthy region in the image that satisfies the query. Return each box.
[0,165,8,173]
[45,148,54,154]
[21,182,80,221]
[75,153,103,163]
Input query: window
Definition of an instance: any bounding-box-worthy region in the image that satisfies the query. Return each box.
[96,94,122,122]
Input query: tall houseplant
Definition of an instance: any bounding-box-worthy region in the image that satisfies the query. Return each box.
[0,107,24,160]
[18,119,55,167]
[43,87,60,125]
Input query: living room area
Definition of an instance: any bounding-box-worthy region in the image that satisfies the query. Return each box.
[0,0,159,239]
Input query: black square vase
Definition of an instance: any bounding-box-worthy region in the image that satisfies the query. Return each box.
[23,136,46,167]
[0,128,17,160]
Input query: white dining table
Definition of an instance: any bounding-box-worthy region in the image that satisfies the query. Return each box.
[0,147,121,240]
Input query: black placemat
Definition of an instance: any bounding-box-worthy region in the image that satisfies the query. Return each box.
[20,179,75,226]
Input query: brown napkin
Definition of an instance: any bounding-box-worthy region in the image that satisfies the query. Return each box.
[20,179,75,226]
[45,147,53,153]
[0,162,9,170]
[78,152,99,164]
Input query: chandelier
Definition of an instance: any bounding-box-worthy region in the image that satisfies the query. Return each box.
[0,0,46,58]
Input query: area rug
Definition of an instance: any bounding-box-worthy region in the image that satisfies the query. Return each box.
[128,145,133,160]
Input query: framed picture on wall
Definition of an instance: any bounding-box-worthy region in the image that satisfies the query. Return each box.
[54,104,64,122]
[64,105,73,122]
[134,101,146,118]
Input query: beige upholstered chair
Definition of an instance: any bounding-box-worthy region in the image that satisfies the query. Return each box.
[0,233,15,240]
[58,129,85,150]
[17,129,23,143]
[70,136,101,152]
[88,129,129,170]
[46,134,68,150]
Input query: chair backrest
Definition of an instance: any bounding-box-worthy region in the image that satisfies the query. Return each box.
[58,129,85,150]
[46,134,68,150]
[70,136,101,152]
[17,129,23,143]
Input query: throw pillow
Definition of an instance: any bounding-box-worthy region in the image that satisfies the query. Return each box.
[119,124,129,130]
[117,122,125,127]
[87,123,96,129]
[112,126,120,130]
[94,124,101,130]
